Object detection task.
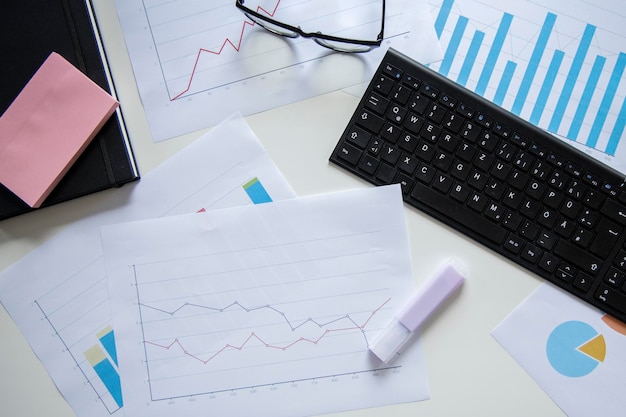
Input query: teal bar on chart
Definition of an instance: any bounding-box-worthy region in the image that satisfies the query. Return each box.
[435,0,454,38]
[567,55,606,140]
[243,177,273,204]
[511,12,557,115]
[529,50,564,125]
[439,15,469,76]
[586,52,626,148]
[84,346,123,408]
[457,30,485,86]
[606,97,626,155]
[475,13,513,96]
[493,61,517,106]
[97,326,118,366]
[548,24,596,133]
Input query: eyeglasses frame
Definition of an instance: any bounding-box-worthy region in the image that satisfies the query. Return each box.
[234,0,386,53]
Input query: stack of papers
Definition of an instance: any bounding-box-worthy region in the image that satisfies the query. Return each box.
[0,114,428,417]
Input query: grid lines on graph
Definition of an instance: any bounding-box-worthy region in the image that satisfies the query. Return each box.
[129,229,397,400]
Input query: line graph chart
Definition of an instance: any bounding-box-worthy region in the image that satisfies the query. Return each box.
[170,1,282,100]
[131,232,399,400]
[141,297,390,367]
[115,0,418,141]
[103,186,429,417]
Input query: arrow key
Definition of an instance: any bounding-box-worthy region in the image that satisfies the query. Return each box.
[573,272,593,292]
[538,252,559,273]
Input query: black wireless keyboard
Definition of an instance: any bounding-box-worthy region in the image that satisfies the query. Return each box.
[330,48,626,323]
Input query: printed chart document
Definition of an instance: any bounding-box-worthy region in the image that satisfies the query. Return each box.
[426,0,626,173]
[114,0,442,141]
[102,185,429,417]
[0,114,295,417]
[492,284,626,417]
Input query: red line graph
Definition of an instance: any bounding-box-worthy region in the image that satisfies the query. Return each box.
[171,0,282,101]
[144,297,391,365]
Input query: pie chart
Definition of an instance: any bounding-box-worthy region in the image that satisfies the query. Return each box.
[546,321,606,377]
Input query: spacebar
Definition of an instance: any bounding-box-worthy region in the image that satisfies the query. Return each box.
[410,183,507,245]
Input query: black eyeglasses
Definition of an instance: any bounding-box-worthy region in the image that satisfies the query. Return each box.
[235,0,385,53]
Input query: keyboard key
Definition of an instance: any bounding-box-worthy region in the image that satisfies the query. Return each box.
[380,144,400,165]
[521,243,542,263]
[375,163,396,183]
[538,253,559,273]
[364,92,390,115]
[344,126,371,149]
[504,235,523,254]
[605,267,625,287]
[358,154,378,175]
[374,75,394,95]
[589,218,621,258]
[355,109,385,133]
[573,272,593,292]
[336,143,362,165]
[600,198,626,225]
[595,284,626,314]
[383,62,403,79]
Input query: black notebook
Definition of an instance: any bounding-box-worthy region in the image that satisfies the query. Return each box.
[0,0,139,220]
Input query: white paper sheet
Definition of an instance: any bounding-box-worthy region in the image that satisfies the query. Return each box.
[102,185,429,417]
[0,114,295,417]
[114,0,443,141]
[492,284,626,417]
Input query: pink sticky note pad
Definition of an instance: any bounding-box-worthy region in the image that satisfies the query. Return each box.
[0,52,119,208]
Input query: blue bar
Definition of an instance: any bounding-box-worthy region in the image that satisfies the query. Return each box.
[548,24,596,133]
[567,55,606,140]
[439,15,469,77]
[511,12,557,115]
[529,50,565,125]
[435,0,455,39]
[98,327,118,366]
[476,13,514,96]
[243,177,272,204]
[493,61,517,106]
[606,96,626,155]
[457,30,485,86]
[93,359,123,408]
[85,346,123,408]
[586,52,626,148]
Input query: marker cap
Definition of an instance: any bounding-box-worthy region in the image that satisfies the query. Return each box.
[369,261,465,363]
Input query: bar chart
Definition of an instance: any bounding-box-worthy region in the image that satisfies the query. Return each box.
[84,327,123,409]
[427,0,626,171]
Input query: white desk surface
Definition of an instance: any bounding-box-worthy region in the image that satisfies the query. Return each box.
[0,1,565,416]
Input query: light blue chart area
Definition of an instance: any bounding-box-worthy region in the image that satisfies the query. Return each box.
[243,177,273,204]
[97,326,118,366]
[84,344,124,408]
[546,321,605,378]
[428,0,626,169]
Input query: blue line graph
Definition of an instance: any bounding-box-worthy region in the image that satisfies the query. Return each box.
[428,0,626,159]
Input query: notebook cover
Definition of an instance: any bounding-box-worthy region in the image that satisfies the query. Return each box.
[0,52,119,208]
[0,0,139,219]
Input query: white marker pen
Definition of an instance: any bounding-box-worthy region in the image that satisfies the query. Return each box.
[369,260,466,363]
